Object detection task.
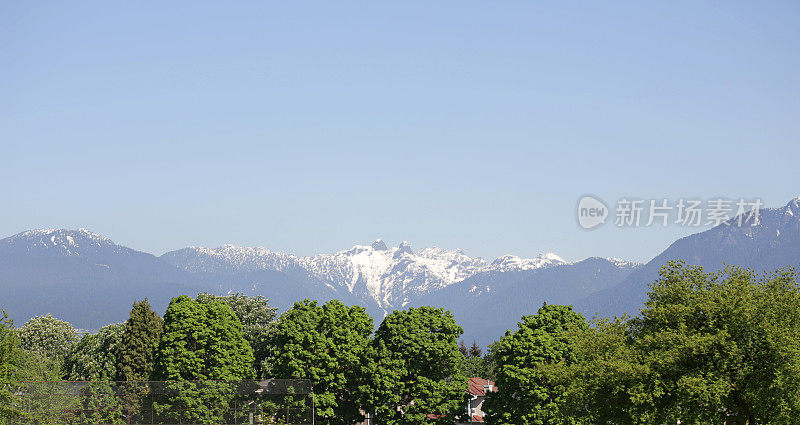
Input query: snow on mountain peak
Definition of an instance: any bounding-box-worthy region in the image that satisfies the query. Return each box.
[371,239,388,251]
[785,197,800,216]
[2,228,121,258]
[163,240,576,311]
[603,257,641,268]
[12,228,111,246]
[490,252,567,271]
[396,241,413,255]
[13,228,110,242]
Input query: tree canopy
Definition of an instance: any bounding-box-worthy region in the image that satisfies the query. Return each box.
[115,298,163,381]
[63,322,125,381]
[197,292,276,378]
[269,299,373,425]
[550,262,800,425]
[0,311,23,421]
[627,263,800,424]
[361,306,466,425]
[3,261,800,424]
[152,295,253,381]
[17,313,79,362]
[151,295,255,424]
[483,304,588,425]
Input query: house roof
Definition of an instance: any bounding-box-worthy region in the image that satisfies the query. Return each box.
[467,377,496,396]
[425,413,486,422]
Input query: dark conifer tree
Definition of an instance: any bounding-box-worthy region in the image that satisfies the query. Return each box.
[469,340,482,358]
[115,298,163,381]
[459,340,469,357]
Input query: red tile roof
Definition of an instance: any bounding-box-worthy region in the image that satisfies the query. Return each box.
[467,377,496,396]
[425,413,485,422]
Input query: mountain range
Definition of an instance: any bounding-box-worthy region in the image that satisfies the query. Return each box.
[160,240,570,318]
[2,197,799,346]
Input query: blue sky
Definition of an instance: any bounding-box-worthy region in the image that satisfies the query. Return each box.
[1,1,799,262]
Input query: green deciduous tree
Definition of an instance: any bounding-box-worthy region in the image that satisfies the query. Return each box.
[153,295,253,380]
[544,316,645,425]
[459,355,494,381]
[197,292,277,378]
[361,306,466,425]
[483,304,587,425]
[15,312,79,423]
[550,262,800,425]
[116,298,163,382]
[152,295,254,424]
[17,314,79,363]
[627,262,800,424]
[63,323,124,381]
[13,356,79,425]
[77,381,125,424]
[269,299,373,425]
[0,310,23,421]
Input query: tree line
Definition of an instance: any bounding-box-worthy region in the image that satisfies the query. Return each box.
[2,261,800,424]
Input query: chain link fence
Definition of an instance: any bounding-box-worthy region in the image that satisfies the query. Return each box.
[7,379,314,425]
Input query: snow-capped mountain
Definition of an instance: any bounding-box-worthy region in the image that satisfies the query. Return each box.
[161,240,567,312]
[0,228,126,258]
[0,228,638,344]
[0,228,203,330]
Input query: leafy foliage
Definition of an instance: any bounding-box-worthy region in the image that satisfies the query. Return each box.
[77,381,125,424]
[361,306,466,425]
[197,292,276,378]
[63,323,124,381]
[459,355,494,381]
[269,299,373,425]
[543,316,644,424]
[550,262,800,424]
[152,295,254,424]
[116,298,163,382]
[0,310,23,420]
[153,295,254,381]
[457,340,494,380]
[483,304,587,425]
[15,381,82,425]
[17,313,79,362]
[7,261,800,424]
[627,262,800,424]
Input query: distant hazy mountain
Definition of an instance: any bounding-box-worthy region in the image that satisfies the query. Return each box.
[414,257,640,345]
[575,197,800,318]
[0,229,202,329]
[161,240,568,318]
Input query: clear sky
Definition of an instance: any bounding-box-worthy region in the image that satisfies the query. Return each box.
[1,1,799,263]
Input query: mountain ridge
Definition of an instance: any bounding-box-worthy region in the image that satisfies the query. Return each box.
[0,228,636,343]
[0,228,203,330]
[160,240,571,312]
[574,197,800,318]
